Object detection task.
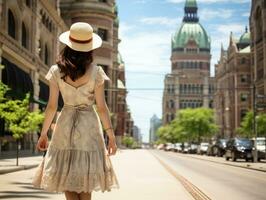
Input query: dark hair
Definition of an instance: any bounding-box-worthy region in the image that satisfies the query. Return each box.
[56,46,93,82]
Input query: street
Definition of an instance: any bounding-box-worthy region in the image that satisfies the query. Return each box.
[151,149,266,200]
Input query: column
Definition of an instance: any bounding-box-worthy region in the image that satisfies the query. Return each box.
[31,69,40,111]
[203,76,209,107]
[175,75,180,110]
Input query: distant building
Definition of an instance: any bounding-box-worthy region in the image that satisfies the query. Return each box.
[133,125,141,143]
[149,114,162,143]
[162,0,215,125]
[214,28,251,138]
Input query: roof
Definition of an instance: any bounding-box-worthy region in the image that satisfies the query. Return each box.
[239,31,250,45]
[172,22,210,50]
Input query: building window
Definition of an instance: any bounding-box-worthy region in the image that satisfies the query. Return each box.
[8,9,16,39]
[25,0,31,7]
[22,22,28,49]
[240,94,248,102]
[240,109,247,121]
[38,39,42,58]
[98,28,108,41]
[168,100,175,109]
[241,58,246,64]
[45,44,49,65]
[171,113,175,121]
[99,0,107,2]
[240,75,248,83]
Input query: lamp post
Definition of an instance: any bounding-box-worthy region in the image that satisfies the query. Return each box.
[252,83,258,163]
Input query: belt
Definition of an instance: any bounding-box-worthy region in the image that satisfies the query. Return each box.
[62,104,94,147]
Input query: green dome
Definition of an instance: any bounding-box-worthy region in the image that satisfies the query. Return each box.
[239,30,250,45]
[172,22,210,50]
[185,0,197,8]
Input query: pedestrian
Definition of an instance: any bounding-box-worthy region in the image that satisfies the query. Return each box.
[32,22,120,200]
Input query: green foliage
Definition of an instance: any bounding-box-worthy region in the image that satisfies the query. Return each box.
[156,108,218,143]
[122,135,139,148]
[0,81,44,140]
[237,111,266,138]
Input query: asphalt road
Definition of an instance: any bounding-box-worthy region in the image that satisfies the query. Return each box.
[150,149,266,200]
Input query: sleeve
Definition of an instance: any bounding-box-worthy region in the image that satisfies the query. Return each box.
[45,65,59,89]
[95,65,111,88]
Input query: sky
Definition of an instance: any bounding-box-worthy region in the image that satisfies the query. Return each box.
[116,0,251,143]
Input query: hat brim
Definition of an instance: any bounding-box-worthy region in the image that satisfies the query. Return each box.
[59,31,102,52]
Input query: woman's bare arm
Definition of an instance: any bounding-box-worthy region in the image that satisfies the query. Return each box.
[40,82,59,137]
[94,83,115,140]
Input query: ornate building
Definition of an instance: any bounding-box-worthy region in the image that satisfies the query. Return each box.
[214,29,252,138]
[162,0,215,125]
[0,0,130,153]
[0,0,66,153]
[250,0,266,113]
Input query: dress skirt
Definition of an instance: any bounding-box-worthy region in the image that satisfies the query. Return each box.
[32,104,120,193]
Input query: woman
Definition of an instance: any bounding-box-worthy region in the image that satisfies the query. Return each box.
[32,22,120,200]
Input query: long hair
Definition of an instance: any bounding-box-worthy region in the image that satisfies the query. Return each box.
[56,46,93,82]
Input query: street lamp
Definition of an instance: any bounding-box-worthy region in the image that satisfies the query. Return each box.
[252,83,258,163]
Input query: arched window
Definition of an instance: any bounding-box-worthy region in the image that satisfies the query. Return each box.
[171,113,175,121]
[26,0,31,7]
[38,39,42,58]
[45,44,49,65]
[22,22,28,48]
[8,9,16,39]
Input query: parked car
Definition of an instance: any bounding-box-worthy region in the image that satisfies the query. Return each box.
[188,144,198,154]
[225,138,253,162]
[209,139,228,157]
[197,142,209,155]
[252,137,266,162]
[157,143,165,150]
[165,143,175,151]
[174,143,182,152]
[181,142,190,153]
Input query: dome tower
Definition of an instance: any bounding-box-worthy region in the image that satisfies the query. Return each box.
[162,0,214,125]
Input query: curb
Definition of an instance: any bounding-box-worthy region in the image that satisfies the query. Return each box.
[0,164,38,175]
[173,152,266,173]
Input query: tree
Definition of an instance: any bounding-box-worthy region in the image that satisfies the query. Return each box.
[122,135,134,148]
[0,81,44,165]
[176,108,218,143]
[237,111,266,138]
[156,108,218,144]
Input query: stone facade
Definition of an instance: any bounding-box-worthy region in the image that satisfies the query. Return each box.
[0,0,66,153]
[214,31,252,138]
[250,0,266,113]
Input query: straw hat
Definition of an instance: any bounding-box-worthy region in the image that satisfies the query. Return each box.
[59,22,102,52]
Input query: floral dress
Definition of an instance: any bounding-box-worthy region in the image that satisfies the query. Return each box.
[32,63,120,193]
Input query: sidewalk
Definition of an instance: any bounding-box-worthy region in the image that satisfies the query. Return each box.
[175,152,266,172]
[0,149,193,200]
[0,154,43,174]
[94,149,193,200]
